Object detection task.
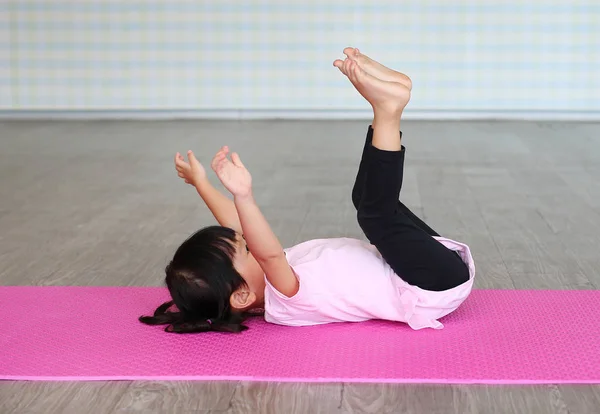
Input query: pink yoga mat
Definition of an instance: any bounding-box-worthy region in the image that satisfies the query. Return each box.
[1,286,599,384]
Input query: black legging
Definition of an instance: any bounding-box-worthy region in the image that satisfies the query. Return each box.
[352,126,469,291]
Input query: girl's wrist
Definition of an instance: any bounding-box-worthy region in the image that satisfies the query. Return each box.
[194,177,211,192]
[233,191,254,203]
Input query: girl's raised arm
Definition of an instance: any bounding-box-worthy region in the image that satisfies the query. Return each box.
[175,150,242,233]
[212,148,299,297]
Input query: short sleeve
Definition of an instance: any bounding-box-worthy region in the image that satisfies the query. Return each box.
[263,268,304,303]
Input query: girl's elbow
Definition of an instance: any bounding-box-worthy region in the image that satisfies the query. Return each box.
[257,250,285,263]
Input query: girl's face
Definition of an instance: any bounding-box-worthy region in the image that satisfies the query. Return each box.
[232,233,252,271]
[231,233,265,305]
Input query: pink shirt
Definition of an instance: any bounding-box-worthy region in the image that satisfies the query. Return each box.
[264,237,475,330]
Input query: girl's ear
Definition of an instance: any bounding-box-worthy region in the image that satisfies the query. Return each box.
[230,288,257,310]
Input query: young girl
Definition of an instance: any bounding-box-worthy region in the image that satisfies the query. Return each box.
[140,47,475,333]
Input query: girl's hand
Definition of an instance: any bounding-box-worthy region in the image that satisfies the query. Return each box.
[175,150,207,187]
[211,146,252,198]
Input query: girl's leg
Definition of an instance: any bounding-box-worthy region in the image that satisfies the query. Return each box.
[335,55,468,291]
[352,126,441,238]
[357,139,467,291]
[397,202,440,237]
[351,126,376,210]
[344,48,441,238]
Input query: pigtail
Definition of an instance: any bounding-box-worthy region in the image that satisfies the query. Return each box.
[167,313,250,334]
[166,319,214,333]
[139,301,179,325]
[139,301,251,333]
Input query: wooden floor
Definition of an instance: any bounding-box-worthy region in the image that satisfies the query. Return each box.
[1,119,599,414]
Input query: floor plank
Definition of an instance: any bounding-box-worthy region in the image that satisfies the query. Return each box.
[342,383,463,414]
[557,385,600,414]
[112,381,237,413]
[0,381,129,414]
[227,382,342,414]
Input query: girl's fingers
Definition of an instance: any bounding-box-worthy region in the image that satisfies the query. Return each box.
[216,146,229,158]
[217,155,230,167]
[212,147,232,170]
[187,150,199,164]
[231,152,245,168]
[175,153,187,166]
[212,156,220,166]
[175,158,188,168]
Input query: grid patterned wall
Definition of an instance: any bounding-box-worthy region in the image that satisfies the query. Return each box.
[2,1,599,113]
[0,2,11,108]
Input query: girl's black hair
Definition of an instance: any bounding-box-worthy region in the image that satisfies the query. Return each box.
[139,226,249,333]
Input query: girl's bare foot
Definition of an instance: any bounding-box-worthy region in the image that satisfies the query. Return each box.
[343,47,412,90]
[333,58,410,114]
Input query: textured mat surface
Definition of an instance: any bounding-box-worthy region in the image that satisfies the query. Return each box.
[1,286,599,383]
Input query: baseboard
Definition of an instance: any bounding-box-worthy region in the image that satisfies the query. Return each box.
[0,109,599,121]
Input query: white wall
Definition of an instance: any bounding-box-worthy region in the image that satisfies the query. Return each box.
[1,0,599,118]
